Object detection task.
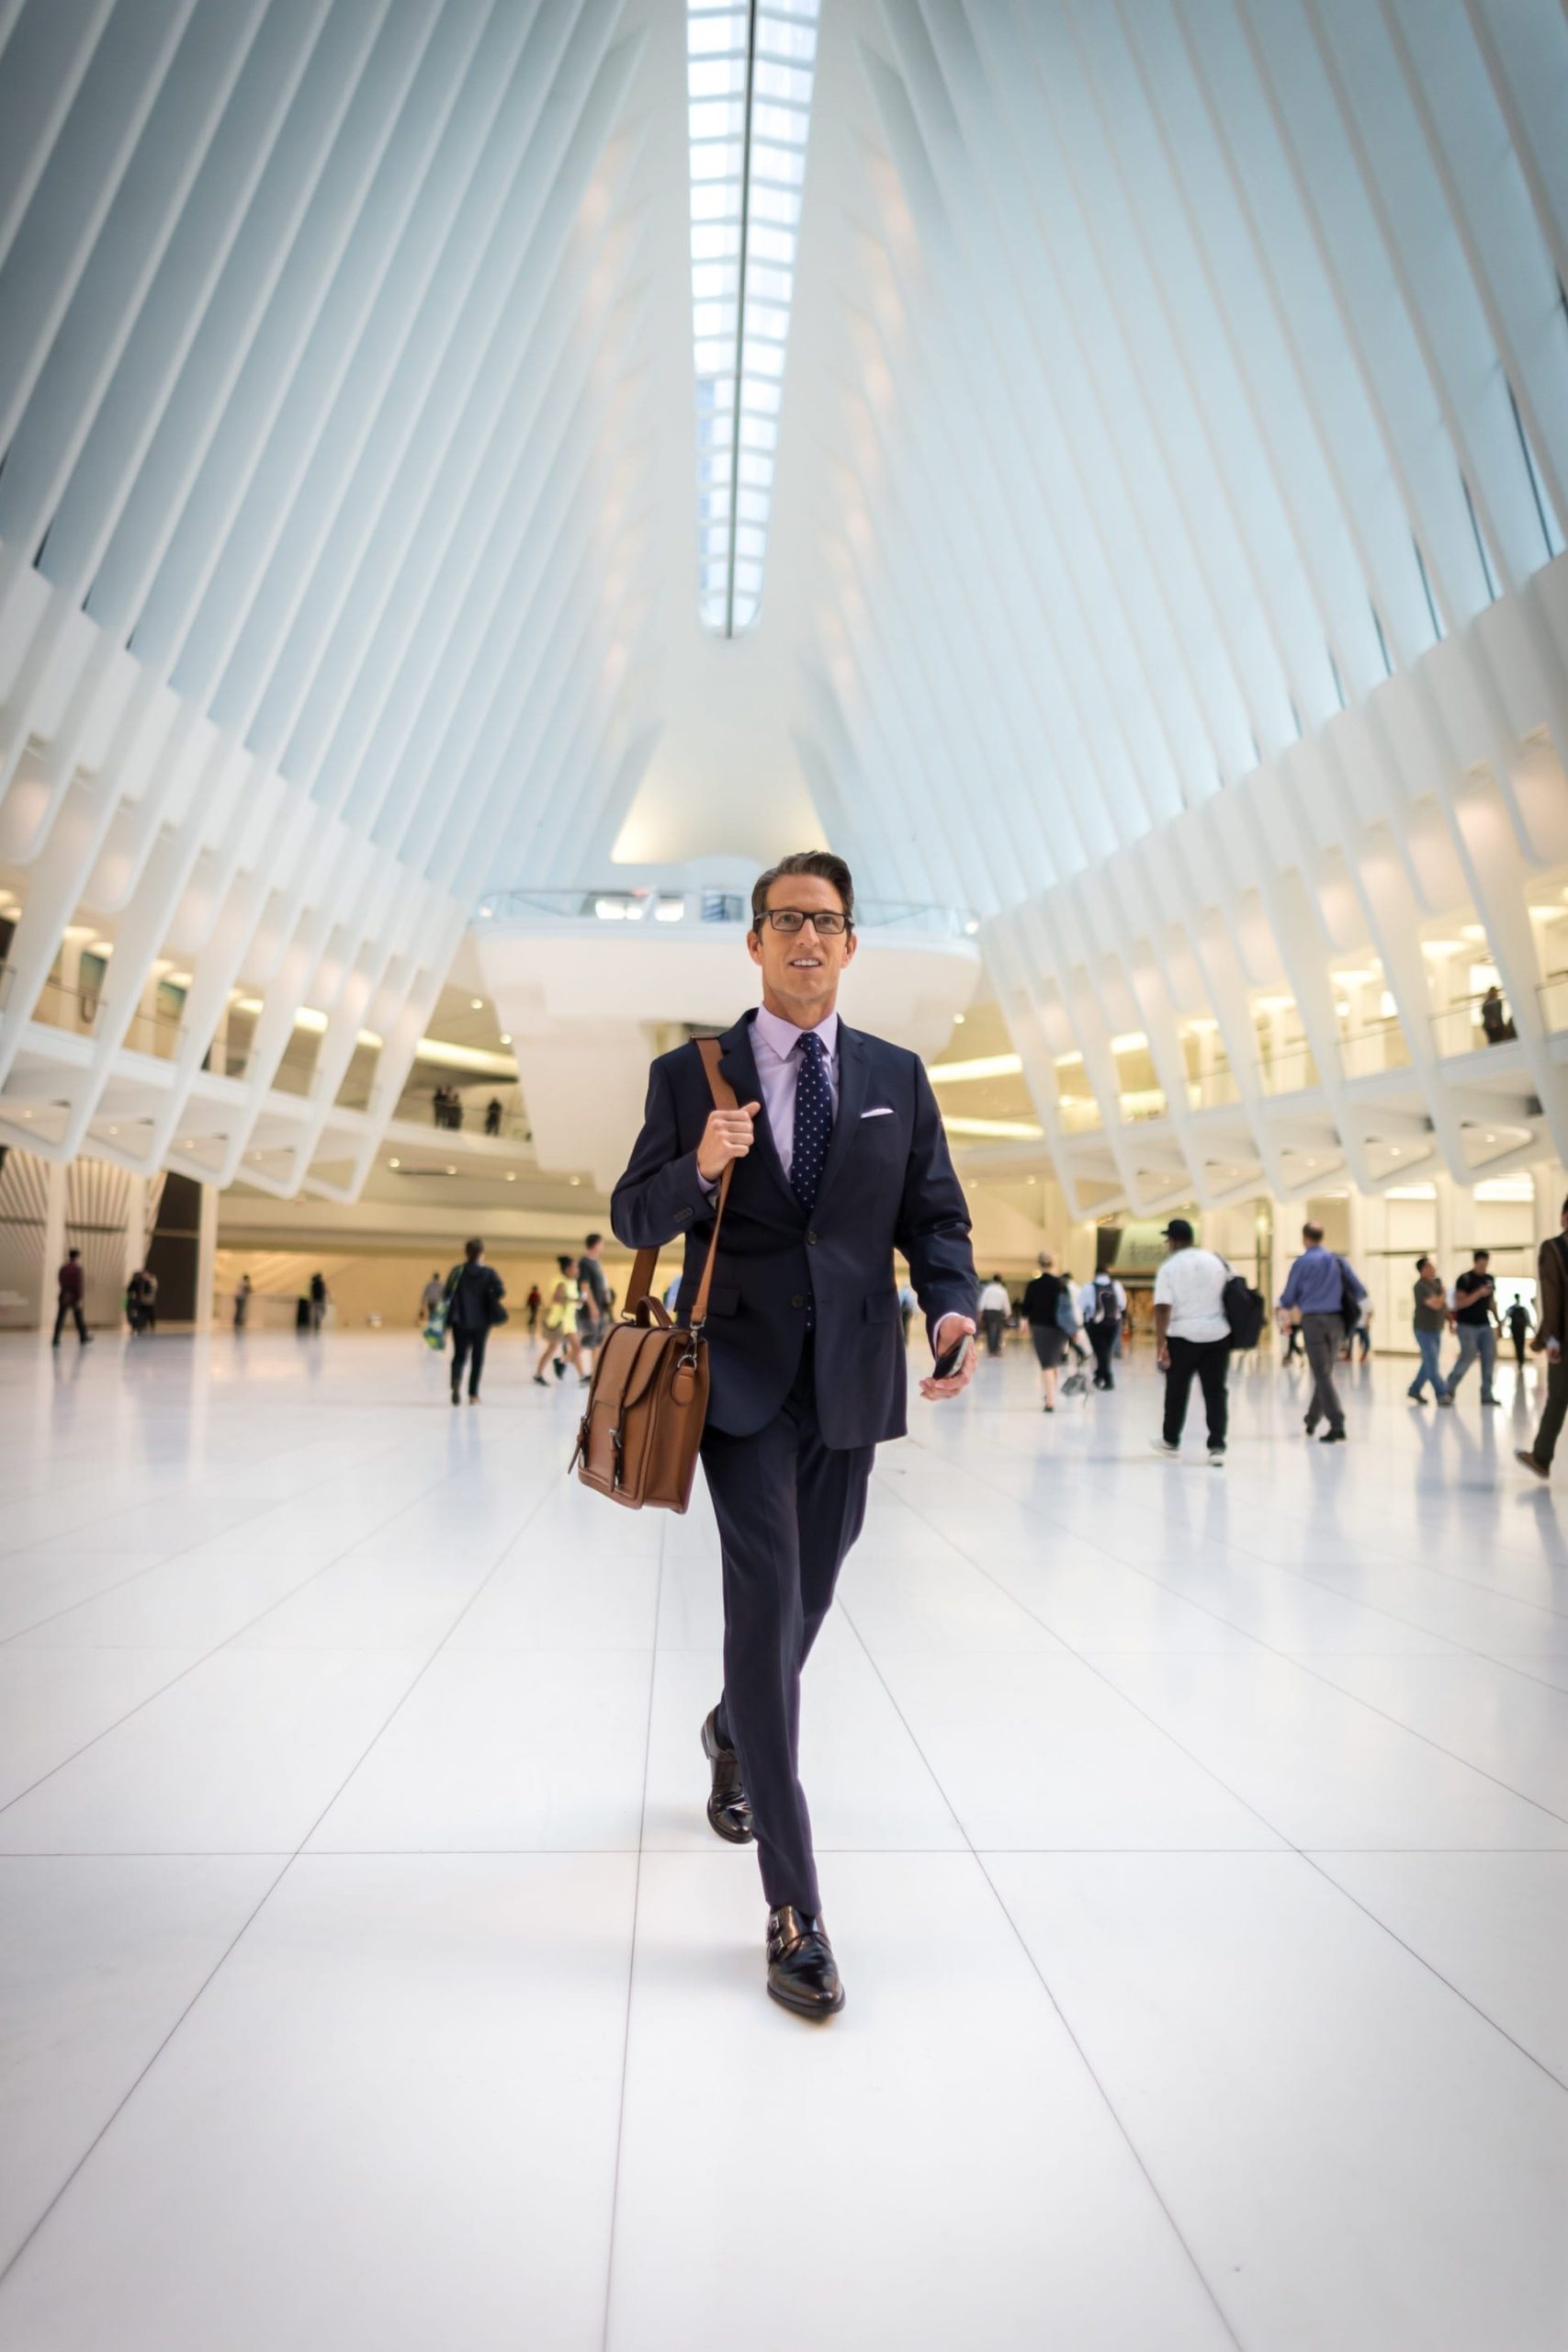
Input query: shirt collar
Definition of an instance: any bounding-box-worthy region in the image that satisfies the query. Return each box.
[752,1005,839,1067]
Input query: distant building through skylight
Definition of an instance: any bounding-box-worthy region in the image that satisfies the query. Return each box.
[688,0,819,636]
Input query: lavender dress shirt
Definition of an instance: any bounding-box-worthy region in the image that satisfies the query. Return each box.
[698,1006,840,1194]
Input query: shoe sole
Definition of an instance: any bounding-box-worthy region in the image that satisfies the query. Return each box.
[767,1977,845,2019]
[700,1718,754,1844]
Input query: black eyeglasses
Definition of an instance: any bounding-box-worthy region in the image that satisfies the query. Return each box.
[758,908,852,937]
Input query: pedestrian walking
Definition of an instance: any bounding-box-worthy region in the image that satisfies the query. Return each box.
[1407,1257,1452,1406]
[1448,1250,1500,1406]
[1517,1193,1568,1480]
[484,1096,502,1136]
[51,1249,93,1347]
[444,1238,506,1404]
[525,1282,542,1336]
[533,1256,583,1385]
[308,1270,328,1333]
[978,1273,1010,1357]
[1078,1269,1126,1389]
[233,1272,254,1331]
[610,848,976,2018]
[1277,1223,1366,1442]
[577,1232,613,1385]
[1149,1219,1231,1463]
[419,1270,444,1327]
[1506,1293,1531,1368]
[1021,1252,1070,1412]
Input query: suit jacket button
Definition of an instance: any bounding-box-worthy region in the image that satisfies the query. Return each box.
[791,1294,805,1309]
[806,1231,818,1246]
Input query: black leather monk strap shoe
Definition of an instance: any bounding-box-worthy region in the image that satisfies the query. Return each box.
[765,1906,844,2019]
[700,1709,753,1844]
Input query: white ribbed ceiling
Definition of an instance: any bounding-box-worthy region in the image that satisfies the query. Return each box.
[1,0,1565,902]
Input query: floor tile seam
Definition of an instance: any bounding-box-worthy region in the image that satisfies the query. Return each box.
[1219,1550,1568,1678]
[0,1419,421,1565]
[1293,1849,1568,2098]
[0,1846,300,2295]
[832,1595,1247,2352]
[600,1518,668,2352]
[907,1471,1568,1836]
[1252,1650,1568,1829]
[0,1455,555,1820]
[0,1419,469,1644]
[904,1430,1545,1694]
[862,1494,1295,1850]
[885,1485,1568,2093]
[0,1468,582,2250]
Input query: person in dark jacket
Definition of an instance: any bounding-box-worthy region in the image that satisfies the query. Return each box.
[1021,1253,1069,1411]
[445,1238,505,1405]
[52,1249,92,1347]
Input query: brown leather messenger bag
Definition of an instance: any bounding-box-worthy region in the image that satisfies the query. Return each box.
[570,1038,736,1512]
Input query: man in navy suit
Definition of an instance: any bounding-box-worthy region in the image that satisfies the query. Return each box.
[612,851,978,2018]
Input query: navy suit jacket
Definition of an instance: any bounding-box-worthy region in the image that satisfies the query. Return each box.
[610,1010,977,1449]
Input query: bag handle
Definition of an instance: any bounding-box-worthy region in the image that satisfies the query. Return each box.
[626,1036,738,1329]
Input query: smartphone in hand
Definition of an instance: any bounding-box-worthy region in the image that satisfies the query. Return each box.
[931,1331,972,1382]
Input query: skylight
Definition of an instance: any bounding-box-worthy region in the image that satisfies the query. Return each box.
[687,0,819,637]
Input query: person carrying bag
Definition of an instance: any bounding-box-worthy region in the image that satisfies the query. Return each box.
[572,1039,735,1510]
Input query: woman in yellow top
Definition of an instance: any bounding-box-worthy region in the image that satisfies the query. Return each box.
[532,1254,585,1387]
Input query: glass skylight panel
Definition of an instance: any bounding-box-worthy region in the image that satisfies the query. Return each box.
[688,0,819,635]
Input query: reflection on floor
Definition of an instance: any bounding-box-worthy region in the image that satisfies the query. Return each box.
[1,1329,1565,2350]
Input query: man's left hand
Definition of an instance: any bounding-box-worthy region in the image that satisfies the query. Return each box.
[921,1314,978,1401]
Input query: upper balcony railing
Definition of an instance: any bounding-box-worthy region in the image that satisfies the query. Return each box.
[475,888,981,938]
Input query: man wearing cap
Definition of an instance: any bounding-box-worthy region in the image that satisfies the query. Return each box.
[1150,1217,1232,1464]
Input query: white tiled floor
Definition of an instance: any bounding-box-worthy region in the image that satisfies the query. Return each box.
[2,1330,1566,2350]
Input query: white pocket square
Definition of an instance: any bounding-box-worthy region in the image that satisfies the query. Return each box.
[861,1106,895,1118]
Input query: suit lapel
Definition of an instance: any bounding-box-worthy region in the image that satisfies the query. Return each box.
[715,1012,797,1215]
[812,1022,871,1215]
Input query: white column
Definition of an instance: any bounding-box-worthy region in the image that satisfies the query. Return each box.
[39,1157,67,1334]
[194,1182,219,1332]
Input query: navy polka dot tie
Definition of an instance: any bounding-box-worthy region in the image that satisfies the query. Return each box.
[790,1029,833,1217]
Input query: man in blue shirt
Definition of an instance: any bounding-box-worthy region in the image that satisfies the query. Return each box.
[1278,1222,1367,1442]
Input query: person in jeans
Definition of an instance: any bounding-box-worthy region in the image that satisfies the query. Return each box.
[444,1238,505,1405]
[1408,1257,1452,1406]
[1448,1250,1500,1406]
[576,1232,613,1385]
[51,1249,93,1347]
[1506,1293,1531,1367]
[1150,1218,1231,1464]
[1277,1222,1366,1442]
[1517,1194,1568,1480]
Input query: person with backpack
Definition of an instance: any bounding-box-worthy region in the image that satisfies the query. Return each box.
[1077,1269,1126,1389]
[1506,1292,1531,1368]
[1277,1222,1366,1443]
[1150,1218,1232,1463]
[533,1255,583,1386]
[1517,1193,1568,1480]
[1021,1252,1071,1411]
[443,1238,506,1406]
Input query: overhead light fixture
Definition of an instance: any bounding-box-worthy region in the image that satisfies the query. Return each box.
[499,1033,512,1046]
[953,1013,965,1026]
[655,897,686,922]
[505,1172,516,1182]
[570,1175,581,1186]
[446,1166,457,1176]
[688,0,820,636]
[1109,1032,1147,1055]
[389,1158,400,1169]
[470,998,484,1011]
[928,1054,1023,1084]
[942,1116,1045,1139]
[1420,940,1461,957]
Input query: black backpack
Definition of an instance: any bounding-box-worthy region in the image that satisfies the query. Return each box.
[1222,1269,1267,1350]
[1094,1281,1120,1327]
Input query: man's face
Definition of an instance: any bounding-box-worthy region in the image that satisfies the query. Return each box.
[748,870,856,1019]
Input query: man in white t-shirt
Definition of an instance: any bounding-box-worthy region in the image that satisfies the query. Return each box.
[1150,1217,1232,1464]
[978,1274,1011,1357]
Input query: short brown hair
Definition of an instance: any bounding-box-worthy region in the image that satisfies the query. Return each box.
[1303,1222,1324,1243]
[465,1237,484,1261]
[750,850,854,932]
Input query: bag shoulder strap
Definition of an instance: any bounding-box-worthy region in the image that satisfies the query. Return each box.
[626,1037,738,1323]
